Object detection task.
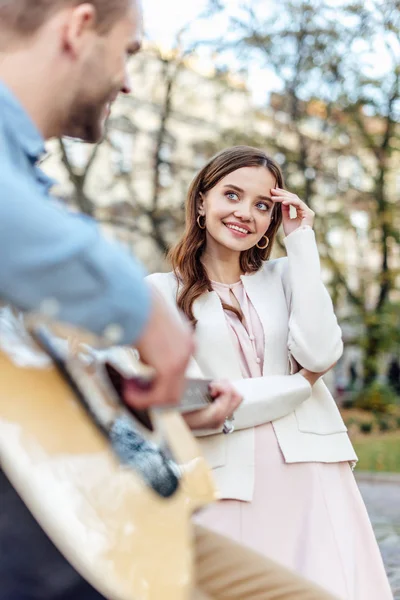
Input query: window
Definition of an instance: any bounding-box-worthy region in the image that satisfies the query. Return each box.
[62,138,89,171]
[157,136,176,189]
[275,111,290,124]
[110,130,134,175]
[158,162,173,188]
[158,141,173,163]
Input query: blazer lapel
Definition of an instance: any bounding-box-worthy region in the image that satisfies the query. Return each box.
[193,291,242,380]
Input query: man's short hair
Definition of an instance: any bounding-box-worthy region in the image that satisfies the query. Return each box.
[0,0,129,35]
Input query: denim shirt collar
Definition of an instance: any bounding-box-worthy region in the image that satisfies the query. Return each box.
[0,79,46,161]
[0,80,57,191]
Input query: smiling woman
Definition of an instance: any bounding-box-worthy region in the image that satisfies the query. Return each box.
[146,145,393,600]
[169,146,283,326]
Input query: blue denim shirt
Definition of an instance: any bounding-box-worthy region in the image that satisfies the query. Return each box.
[0,81,150,344]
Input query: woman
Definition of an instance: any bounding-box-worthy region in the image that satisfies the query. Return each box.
[147,146,392,600]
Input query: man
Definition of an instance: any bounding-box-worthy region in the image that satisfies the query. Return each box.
[0,0,193,411]
[0,2,337,599]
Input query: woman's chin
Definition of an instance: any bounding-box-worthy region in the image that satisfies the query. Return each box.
[218,236,253,253]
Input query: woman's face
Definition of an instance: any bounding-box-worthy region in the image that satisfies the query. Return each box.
[199,166,277,254]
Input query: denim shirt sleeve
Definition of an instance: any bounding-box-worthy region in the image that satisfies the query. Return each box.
[0,165,151,345]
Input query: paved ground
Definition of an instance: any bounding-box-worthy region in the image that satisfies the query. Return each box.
[356,474,400,599]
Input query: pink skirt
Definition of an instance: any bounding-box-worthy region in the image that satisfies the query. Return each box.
[196,423,393,600]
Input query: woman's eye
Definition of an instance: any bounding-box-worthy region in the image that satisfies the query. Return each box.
[226,192,239,201]
[257,202,270,211]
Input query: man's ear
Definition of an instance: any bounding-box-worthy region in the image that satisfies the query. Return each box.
[61,3,97,58]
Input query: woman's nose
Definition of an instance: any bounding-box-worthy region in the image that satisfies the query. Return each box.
[233,207,252,221]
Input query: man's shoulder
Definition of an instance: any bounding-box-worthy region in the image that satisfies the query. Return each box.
[0,122,53,201]
[0,119,27,185]
[0,117,12,163]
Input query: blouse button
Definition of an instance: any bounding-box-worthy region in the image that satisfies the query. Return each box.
[249,335,255,341]
[256,358,261,364]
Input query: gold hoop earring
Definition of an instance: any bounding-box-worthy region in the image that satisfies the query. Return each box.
[256,235,269,250]
[197,215,206,230]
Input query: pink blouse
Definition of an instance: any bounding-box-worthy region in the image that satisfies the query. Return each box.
[211,280,265,379]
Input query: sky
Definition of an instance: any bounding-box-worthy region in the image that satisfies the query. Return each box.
[143,0,209,47]
[142,0,398,109]
[142,0,282,104]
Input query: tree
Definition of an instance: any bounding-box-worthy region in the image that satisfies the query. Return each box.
[51,35,247,271]
[57,41,195,268]
[207,0,400,385]
[331,1,400,384]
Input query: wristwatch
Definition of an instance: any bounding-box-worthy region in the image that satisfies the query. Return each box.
[222,414,235,434]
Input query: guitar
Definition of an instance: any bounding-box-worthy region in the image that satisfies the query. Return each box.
[0,308,216,600]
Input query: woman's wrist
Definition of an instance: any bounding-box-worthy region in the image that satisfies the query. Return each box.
[284,225,313,239]
[299,368,319,387]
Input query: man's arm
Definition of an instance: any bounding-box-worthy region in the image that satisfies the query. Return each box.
[0,173,150,345]
[0,173,194,407]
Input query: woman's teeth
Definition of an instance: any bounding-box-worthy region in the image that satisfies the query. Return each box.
[225,224,249,234]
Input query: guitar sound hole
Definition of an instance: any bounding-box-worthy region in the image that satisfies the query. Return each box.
[106,365,180,498]
[110,417,180,498]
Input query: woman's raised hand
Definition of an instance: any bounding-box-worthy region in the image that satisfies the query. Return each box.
[271,188,315,237]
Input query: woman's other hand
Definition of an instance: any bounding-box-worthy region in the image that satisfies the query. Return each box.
[183,380,242,431]
[299,362,337,387]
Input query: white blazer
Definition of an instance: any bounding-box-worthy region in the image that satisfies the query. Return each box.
[147,228,357,501]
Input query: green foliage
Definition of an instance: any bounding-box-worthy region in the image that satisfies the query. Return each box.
[354,382,399,414]
[359,421,373,434]
[342,397,355,410]
[353,433,400,473]
[377,417,391,432]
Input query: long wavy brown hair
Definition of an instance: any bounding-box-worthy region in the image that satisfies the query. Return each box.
[168,146,284,325]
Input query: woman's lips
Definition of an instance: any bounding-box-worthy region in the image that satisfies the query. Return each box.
[224,223,251,238]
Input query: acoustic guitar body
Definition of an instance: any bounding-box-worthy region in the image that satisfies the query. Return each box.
[0,310,216,600]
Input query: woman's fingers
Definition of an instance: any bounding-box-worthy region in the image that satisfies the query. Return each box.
[209,393,242,429]
[209,382,242,428]
[270,188,315,230]
[271,188,305,203]
[183,381,242,431]
[209,380,232,398]
[210,380,242,411]
[271,190,312,211]
[183,401,226,430]
[183,406,215,430]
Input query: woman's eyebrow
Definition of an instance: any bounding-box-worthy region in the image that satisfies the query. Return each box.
[222,184,244,193]
[222,184,272,202]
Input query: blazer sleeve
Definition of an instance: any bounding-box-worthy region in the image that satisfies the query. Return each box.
[281,227,343,372]
[232,373,311,429]
[194,373,312,436]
